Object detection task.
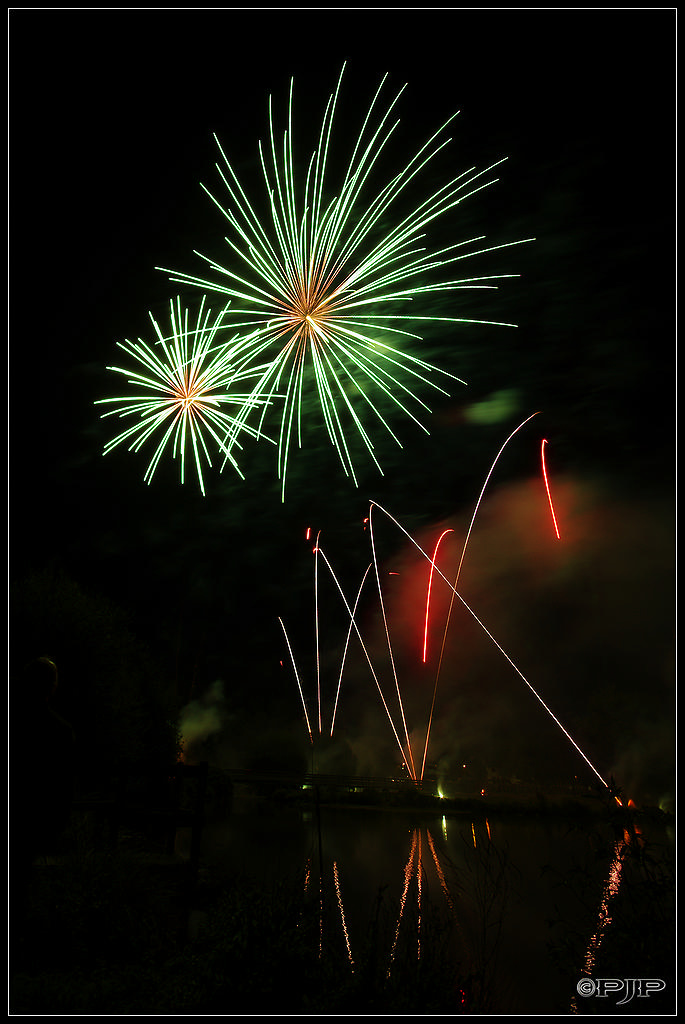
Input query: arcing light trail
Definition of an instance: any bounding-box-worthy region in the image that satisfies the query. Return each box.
[369,503,417,779]
[329,563,372,737]
[278,419,602,786]
[419,411,540,780]
[369,499,611,792]
[541,439,561,539]
[280,540,414,776]
[278,615,313,743]
[422,529,454,663]
[305,531,373,738]
[316,545,415,778]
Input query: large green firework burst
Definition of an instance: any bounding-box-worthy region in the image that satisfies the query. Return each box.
[158,65,531,499]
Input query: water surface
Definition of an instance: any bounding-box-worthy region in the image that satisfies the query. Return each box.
[190,798,674,1014]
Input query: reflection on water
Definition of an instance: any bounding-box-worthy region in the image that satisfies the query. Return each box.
[570,820,649,1014]
[582,831,630,974]
[192,801,673,1014]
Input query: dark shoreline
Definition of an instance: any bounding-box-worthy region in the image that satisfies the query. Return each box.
[227,779,674,826]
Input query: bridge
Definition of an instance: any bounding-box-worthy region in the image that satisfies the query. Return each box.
[223,766,452,795]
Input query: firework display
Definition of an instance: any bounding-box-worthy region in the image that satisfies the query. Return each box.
[97,67,607,798]
[13,14,675,1017]
[97,296,274,494]
[155,65,530,497]
[279,423,609,793]
[293,498,605,790]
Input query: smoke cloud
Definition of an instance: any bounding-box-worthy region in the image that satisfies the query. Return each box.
[304,475,674,805]
[174,475,673,811]
[179,678,228,757]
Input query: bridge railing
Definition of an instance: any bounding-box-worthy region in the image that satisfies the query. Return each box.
[223,766,441,791]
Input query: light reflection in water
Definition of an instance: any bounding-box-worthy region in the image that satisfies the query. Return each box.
[388,828,419,974]
[302,820,470,982]
[583,836,626,974]
[333,860,354,971]
[195,804,669,1013]
[570,824,640,1013]
[427,827,456,916]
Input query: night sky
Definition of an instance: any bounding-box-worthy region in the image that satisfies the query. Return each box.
[9,10,675,804]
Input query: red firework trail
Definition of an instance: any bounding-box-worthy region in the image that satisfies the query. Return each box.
[370,499,610,792]
[541,439,561,538]
[423,528,454,663]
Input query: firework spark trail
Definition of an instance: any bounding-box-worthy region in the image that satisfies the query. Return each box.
[419,412,540,781]
[330,563,373,737]
[370,499,611,791]
[422,528,454,663]
[158,65,532,498]
[97,296,276,494]
[541,439,561,539]
[369,503,417,780]
[278,615,313,743]
[316,546,414,777]
[279,545,371,740]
